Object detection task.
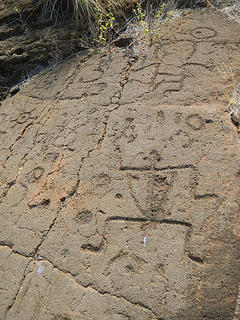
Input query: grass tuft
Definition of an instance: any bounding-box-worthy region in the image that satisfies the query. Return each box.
[28,0,137,24]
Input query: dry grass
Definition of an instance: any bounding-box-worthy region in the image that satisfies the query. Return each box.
[221,1,240,23]
[23,0,238,26]
[28,0,137,23]
[217,61,240,108]
[123,2,182,55]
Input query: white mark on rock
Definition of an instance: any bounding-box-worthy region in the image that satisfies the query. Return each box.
[234,281,240,319]
[37,262,44,275]
[143,236,147,247]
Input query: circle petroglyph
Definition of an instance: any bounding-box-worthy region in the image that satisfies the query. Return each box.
[16,112,31,124]
[26,166,44,183]
[185,114,205,130]
[191,27,217,39]
[74,210,93,224]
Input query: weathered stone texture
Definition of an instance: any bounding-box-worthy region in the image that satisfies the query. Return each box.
[0,0,84,100]
[0,9,240,320]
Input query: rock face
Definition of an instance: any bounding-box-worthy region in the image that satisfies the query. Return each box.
[0,9,240,320]
[0,0,83,100]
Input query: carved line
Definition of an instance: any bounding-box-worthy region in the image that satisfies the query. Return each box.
[107,216,192,227]
[120,164,195,171]
[188,254,203,264]
[195,193,218,200]
[28,198,50,209]
[182,62,212,70]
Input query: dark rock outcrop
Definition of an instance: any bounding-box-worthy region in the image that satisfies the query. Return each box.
[0,0,85,100]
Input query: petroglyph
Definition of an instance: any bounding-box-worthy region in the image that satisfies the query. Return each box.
[185,114,205,131]
[120,13,240,106]
[0,9,240,320]
[29,102,239,319]
[26,166,45,183]
[190,27,217,39]
[74,210,93,224]
[16,112,32,124]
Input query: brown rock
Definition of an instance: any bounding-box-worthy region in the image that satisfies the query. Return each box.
[0,0,84,100]
[0,9,240,320]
